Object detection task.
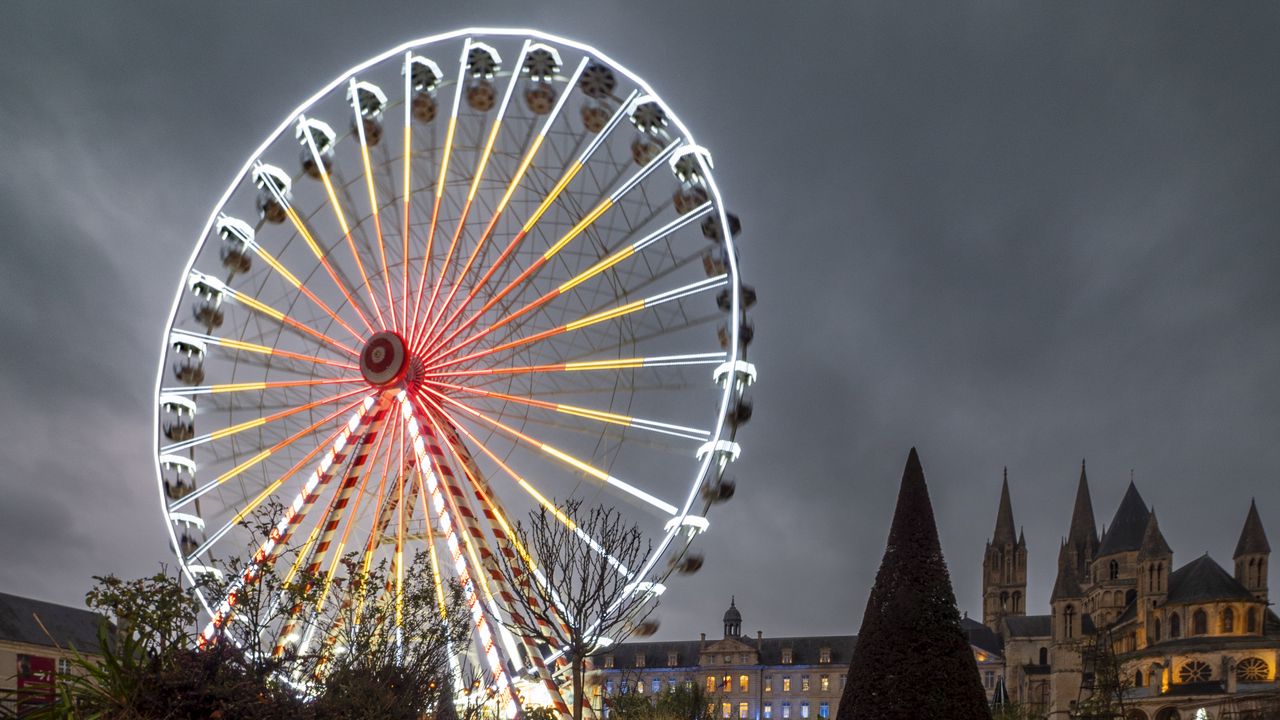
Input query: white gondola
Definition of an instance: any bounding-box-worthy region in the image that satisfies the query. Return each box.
[348,81,387,145]
[159,394,197,442]
[465,42,501,111]
[251,164,291,223]
[187,273,225,329]
[522,44,562,115]
[159,454,197,501]
[408,55,443,123]
[215,216,253,275]
[296,118,337,179]
[169,335,207,385]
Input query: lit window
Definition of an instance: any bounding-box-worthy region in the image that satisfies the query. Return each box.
[637,654,646,668]
[740,675,749,693]
[653,679,662,694]
[606,680,614,695]
[801,676,810,692]
[782,677,791,692]
[765,677,773,693]
[818,703,829,719]
[764,703,773,720]
[739,702,750,718]
[723,703,732,719]
[707,676,716,694]
[782,702,791,719]
[669,652,679,667]
[819,675,829,692]
[819,647,831,663]
[1237,658,1269,683]
[621,681,630,694]
[723,675,732,692]
[667,677,676,691]
[781,648,793,664]
[637,680,644,695]
[594,685,602,697]
[605,655,615,669]
[801,702,810,719]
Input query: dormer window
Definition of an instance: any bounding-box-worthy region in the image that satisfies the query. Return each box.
[818,647,831,663]
[668,652,679,667]
[781,648,793,664]
[604,655,615,669]
[636,654,646,668]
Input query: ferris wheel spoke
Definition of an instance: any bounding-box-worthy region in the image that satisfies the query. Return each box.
[400,52,415,334]
[426,274,728,374]
[407,41,470,350]
[422,89,641,356]
[191,272,361,358]
[416,41,532,349]
[242,237,368,343]
[428,351,724,381]
[259,168,379,336]
[299,117,389,330]
[349,80,400,333]
[160,377,362,397]
[169,394,370,515]
[433,381,709,443]
[170,329,358,372]
[162,386,370,455]
[422,388,678,516]
[418,57,589,356]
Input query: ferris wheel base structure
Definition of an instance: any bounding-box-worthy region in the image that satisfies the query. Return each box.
[153,28,757,717]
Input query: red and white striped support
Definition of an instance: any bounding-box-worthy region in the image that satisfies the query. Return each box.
[200,394,379,646]
[398,393,522,717]
[274,396,393,655]
[422,413,573,718]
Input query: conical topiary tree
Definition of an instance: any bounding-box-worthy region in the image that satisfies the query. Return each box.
[836,448,992,720]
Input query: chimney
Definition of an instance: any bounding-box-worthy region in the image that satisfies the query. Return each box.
[756,630,763,650]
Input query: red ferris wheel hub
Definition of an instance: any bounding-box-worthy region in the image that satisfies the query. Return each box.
[360,331,409,387]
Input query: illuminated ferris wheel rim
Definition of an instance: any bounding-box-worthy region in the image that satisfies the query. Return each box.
[151,26,753,699]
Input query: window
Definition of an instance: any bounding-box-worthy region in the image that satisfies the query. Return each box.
[764,703,773,720]
[818,703,829,719]
[984,671,994,689]
[723,675,732,693]
[653,679,662,694]
[1178,660,1212,684]
[722,703,732,719]
[605,655,615,669]
[765,677,773,693]
[637,679,645,695]
[739,703,750,718]
[1152,617,1161,642]
[57,657,71,675]
[801,702,810,719]
[637,654,646,668]
[606,680,615,695]
[819,647,831,664]
[621,681,630,695]
[782,702,791,719]
[1222,607,1235,633]
[1038,647,1048,665]
[1170,612,1182,638]
[594,685,602,698]
[1236,657,1269,683]
[782,676,791,693]
[1193,609,1208,636]
[740,675,750,693]
[1248,607,1259,633]
[1135,671,1144,688]
[1064,604,1076,639]
[741,654,752,664]
[819,675,829,692]
[707,676,717,694]
[801,676,810,692]
[669,652,680,667]
[1109,560,1119,579]
[781,648,793,664]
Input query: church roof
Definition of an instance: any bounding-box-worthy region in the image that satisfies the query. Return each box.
[1165,554,1256,604]
[1234,499,1271,558]
[1051,543,1084,600]
[1003,615,1051,638]
[1096,482,1149,556]
[1066,462,1098,549]
[991,470,1017,546]
[960,616,1004,655]
[0,592,106,653]
[1138,510,1173,559]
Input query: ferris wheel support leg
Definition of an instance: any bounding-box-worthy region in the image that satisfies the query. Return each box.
[399,393,524,718]
[421,410,576,719]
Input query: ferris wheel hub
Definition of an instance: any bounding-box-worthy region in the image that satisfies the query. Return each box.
[360,330,410,387]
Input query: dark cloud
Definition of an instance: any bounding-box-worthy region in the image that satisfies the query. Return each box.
[3,1,1280,645]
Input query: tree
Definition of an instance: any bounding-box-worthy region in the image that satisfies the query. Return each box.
[495,499,657,720]
[835,448,992,720]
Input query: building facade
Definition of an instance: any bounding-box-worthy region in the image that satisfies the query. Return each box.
[589,598,1002,718]
[0,592,106,716]
[987,464,1280,720]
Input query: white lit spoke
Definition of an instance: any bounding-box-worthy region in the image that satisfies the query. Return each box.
[348,79,399,332]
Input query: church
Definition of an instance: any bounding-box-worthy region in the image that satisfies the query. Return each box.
[985,463,1280,719]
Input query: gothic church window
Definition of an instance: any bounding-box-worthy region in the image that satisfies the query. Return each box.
[1135,670,1144,687]
[1039,647,1048,665]
[1247,607,1258,633]
[1109,560,1119,580]
[1236,657,1268,683]
[1064,605,1076,639]
[1222,608,1234,633]
[1170,612,1181,638]
[1192,609,1207,636]
[1152,617,1161,642]
[1178,660,1211,684]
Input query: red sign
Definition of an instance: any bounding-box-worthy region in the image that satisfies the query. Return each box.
[16,654,55,716]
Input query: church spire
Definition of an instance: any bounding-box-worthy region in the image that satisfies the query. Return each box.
[1235,499,1271,558]
[992,468,1017,546]
[1138,509,1172,559]
[1063,460,1098,577]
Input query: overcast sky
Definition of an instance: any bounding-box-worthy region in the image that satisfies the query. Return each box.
[3,2,1280,643]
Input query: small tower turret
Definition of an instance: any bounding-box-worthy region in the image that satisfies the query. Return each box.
[723,596,742,638]
[1234,499,1270,604]
[983,468,1027,631]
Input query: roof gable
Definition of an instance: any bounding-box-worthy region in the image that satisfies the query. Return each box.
[1166,555,1256,604]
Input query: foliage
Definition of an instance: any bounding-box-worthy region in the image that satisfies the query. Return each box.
[495,499,657,720]
[21,503,469,720]
[835,449,992,720]
[606,683,718,720]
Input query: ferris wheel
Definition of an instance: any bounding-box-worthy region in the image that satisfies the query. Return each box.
[154,28,756,713]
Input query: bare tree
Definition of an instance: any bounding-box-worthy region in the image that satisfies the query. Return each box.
[496,499,657,720]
